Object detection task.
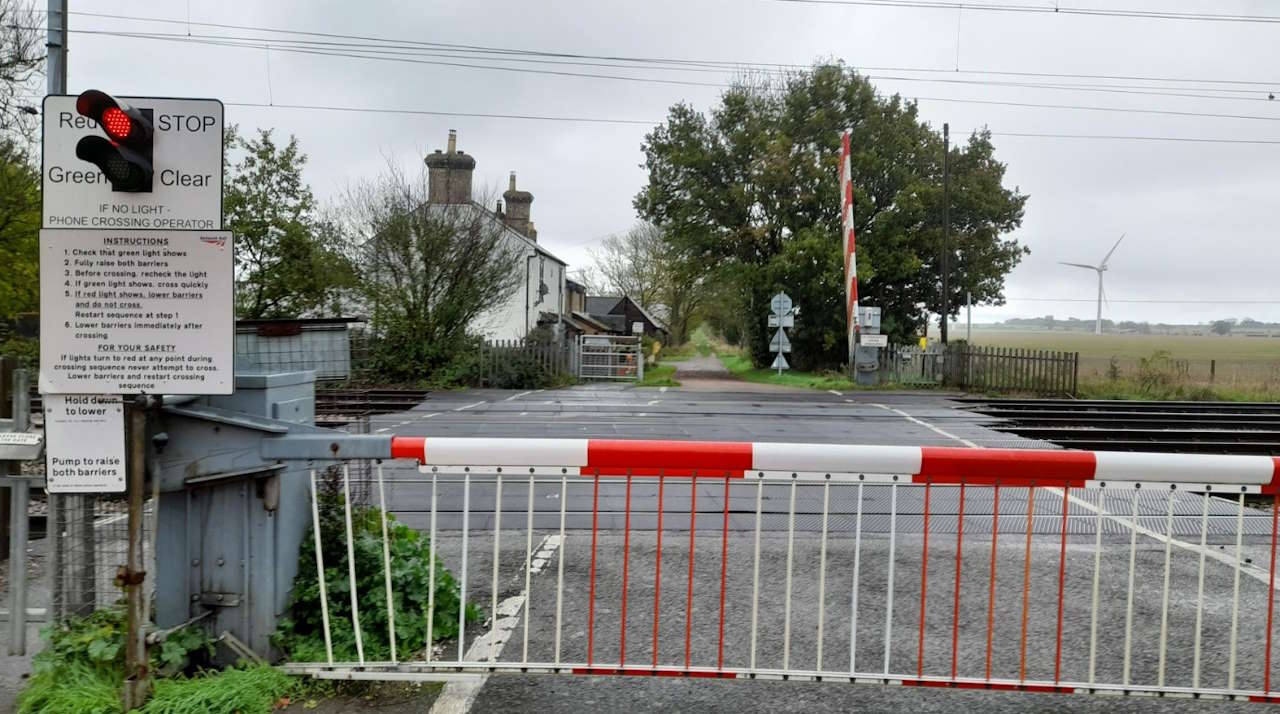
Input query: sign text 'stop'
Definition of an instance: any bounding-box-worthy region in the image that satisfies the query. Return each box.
[42,94,224,230]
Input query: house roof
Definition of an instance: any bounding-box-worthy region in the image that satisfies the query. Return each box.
[585,296,624,315]
[422,201,568,266]
[570,311,611,331]
[584,295,668,334]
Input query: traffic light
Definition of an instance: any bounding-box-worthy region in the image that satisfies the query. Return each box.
[73,90,153,192]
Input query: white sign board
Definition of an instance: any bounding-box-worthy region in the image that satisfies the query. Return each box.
[39,228,234,395]
[769,328,792,353]
[861,334,889,348]
[770,353,790,371]
[768,313,795,329]
[44,394,125,493]
[770,292,793,316]
[41,95,223,230]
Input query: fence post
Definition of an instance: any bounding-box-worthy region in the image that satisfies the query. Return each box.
[1210,359,1216,385]
[6,368,30,655]
[0,355,13,562]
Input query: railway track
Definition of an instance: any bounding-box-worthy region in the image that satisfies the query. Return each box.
[958,397,1280,454]
[314,387,431,426]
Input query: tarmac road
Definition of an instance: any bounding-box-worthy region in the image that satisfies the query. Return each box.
[346,384,1279,713]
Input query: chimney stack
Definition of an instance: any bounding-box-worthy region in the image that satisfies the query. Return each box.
[424,129,476,204]
[502,171,534,240]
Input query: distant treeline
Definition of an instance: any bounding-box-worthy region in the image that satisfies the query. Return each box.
[989,316,1279,332]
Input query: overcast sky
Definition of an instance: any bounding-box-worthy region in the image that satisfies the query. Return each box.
[46,0,1280,325]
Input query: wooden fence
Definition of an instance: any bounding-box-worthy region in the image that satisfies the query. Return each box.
[942,344,1079,396]
[476,339,574,387]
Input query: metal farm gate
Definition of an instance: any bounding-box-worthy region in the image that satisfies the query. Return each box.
[578,335,643,382]
[280,436,1280,704]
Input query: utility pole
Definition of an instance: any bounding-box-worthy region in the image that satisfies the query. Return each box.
[940,123,951,344]
[122,396,152,709]
[47,0,68,95]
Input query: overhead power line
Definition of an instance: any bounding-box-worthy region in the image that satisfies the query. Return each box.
[225,101,656,125]
[228,102,1280,144]
[766,0,1280,25]
[64,27,1280,105]
[56,28,1280,125]
[58,10,1280,91]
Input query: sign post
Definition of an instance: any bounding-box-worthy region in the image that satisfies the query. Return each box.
[40,90,226,710]
[768,292,796,375]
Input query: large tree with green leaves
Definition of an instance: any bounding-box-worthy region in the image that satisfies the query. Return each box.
[636,64,1028,369]
[0,141,39,320]
[224,127,354,318]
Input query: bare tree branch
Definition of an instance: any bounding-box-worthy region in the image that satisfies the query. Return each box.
[1,0,45,144]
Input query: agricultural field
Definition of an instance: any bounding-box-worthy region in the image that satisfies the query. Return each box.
[966,328,1280,396]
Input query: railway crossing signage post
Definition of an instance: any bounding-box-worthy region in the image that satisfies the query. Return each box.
[38,89,228,709]
[768,292,796,374]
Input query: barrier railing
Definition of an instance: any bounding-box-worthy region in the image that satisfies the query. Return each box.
[281,437,1280,702]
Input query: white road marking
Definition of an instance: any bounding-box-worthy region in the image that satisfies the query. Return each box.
[877,404,1278,586]
[518,411,528,417]
[374,427,391,434]
[94,512,129,527]
[646,399,661,406]
[828,390,843,396]
[454,401,486,412]
[430,535,563,714]
[871,403,980,448]
[505,391,533,401]
[659,386,669,393]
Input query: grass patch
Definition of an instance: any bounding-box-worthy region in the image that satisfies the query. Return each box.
[719,354,856,391]
[639,363,680,387]
[18,660,298,714]
[1077,378,1280,402]
[145,665,299,714]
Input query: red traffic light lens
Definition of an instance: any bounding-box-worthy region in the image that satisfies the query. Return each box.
[101,107,133,140]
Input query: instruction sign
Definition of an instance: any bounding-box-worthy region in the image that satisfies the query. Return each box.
[41,95,224,230]
[38,228,234,395]
[44,394,125,493]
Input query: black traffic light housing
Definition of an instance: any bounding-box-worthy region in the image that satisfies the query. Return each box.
[74,90,154,192]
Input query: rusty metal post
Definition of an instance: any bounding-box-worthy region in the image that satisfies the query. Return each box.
[122,396,152,710]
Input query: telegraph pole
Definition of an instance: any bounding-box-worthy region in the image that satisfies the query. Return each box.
[940,123,951,344]
[47,0,68,94]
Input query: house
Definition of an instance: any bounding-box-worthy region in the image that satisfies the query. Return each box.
[561,278,611,335]
[585,295,669,341]
[423,131,568,341]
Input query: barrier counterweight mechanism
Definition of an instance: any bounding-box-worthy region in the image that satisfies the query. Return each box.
[257,434,1280,703]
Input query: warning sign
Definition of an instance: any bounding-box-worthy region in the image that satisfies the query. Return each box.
[38,228,234,395]
[44,394,125,493]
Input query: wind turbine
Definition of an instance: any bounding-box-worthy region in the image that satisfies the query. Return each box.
[1060,234,1124,335]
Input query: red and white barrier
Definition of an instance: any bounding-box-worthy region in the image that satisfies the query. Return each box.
[840,129,860,362]
[389,436,1280,490]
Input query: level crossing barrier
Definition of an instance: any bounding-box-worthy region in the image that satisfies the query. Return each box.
[280,436,1280,702]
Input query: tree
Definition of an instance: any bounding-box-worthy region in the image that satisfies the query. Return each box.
[1,0,43,144]
[0,140,39,320]
[224,127,354,318]
[636,64,1028,369]
[589,223,665,309]
[1210,319,1236,336]
[340,164,523,382]
[589,221,704,344]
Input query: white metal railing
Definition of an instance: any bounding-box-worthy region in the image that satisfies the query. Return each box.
[281,437,1280,703]
[578,335,643,381]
